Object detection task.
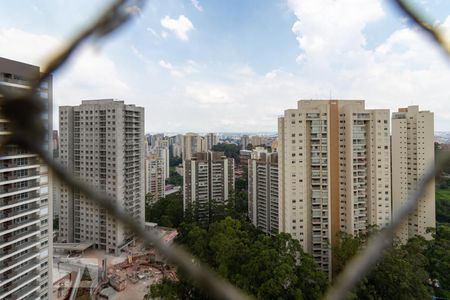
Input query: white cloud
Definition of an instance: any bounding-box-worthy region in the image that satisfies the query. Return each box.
[160,15,194,41]
[190,0,203,12]
[159,59,200,77]
[0,28,130,129]
[280,1,450,131]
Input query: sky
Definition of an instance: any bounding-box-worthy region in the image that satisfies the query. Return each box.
[0,0,449,133]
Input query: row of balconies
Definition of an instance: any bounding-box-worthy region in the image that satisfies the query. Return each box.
[0,270,40,299]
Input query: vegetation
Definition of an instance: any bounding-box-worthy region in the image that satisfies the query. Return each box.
[212,143,241,163]
[166,167,183,186]
[53,215,59,230]
[145,192,184,228]
[333,225,450,299]
[169,156,182,167]
[150,216,328,299]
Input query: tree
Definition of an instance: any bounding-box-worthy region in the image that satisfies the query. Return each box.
[145,192,184,227]
[212,143,240,163]
[333,230,432,300]
[166,167,183,186]
[149,216,328,300]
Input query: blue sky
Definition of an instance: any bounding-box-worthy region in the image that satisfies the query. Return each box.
[0,0,449,132]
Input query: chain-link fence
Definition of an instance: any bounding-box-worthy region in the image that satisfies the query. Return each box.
[0,1,449,299]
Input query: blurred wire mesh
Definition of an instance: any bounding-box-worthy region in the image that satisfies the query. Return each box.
[0,0,448,299]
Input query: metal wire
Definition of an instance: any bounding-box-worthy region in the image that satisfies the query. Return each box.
[0,1,251,299]
[323,1,450,298]
[0,0,447,299]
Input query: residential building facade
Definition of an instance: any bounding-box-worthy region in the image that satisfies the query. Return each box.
[206,133,219,150]
[145,153,166,203]
[248,148,279,235]
[58,99,145,255]
[182,133,207,160]
[278,100,391,273]
[241,135,249,150]
[183,151,235,223]
[392,106,435,243]
[0,57,53,299]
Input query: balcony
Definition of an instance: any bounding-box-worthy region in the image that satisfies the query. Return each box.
[0,237,39,261]
[0,228,39,248]
[0,270,40,299]
[0,205,39,222]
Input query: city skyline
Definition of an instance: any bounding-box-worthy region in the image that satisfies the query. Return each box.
[0,0,449,132]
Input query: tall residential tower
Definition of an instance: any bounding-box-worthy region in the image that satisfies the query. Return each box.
[392,106,435,243]
[278,100,391,273]
[0,57,53,299]
[59,99,145,255]
[248,148,279,235]
[183,151,235,223]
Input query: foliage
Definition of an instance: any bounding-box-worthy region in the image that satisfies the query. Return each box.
[169,156,182,167]
[436,187,450,223]
[53,215,59,230]
[333,231,434,299]
[145,192,184,228]
[212,143,240,163]
[150,217,328,300]
[166,167,183,186]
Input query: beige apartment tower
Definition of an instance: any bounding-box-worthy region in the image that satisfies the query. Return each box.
[145,153,166,203]
[183,151,235,223]
[248,148,279,235]
[59,99,145,255]
[182,133,207,160]
[392,106,435,243]
[278,100,391,273]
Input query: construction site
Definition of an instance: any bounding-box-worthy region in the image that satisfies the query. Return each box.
[53,226,179,300]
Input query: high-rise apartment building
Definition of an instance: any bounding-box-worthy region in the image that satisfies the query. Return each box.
[145,153,166,203]
[0,57,52,299]
[392,106,435,243]
[157,140,170,180]
[241,135,249,150]
[248,148,279,235]
[183,151,235,223]
[182,133,207,160]
[250,136,265,147]
[206,133,219,150]
[59,99,145,255]
[278,100,391,273]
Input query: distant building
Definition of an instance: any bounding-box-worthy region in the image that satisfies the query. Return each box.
[392,106,435,243]
[271,138,278,152]
[206,133,219,150]
[278,100,391,273]
[183,151,235,223]
[241,135,249,150]
[239,150,252,167]
[250,136,265,147]
[152,139,170,180]
[248,148,278,235]
[0,57,53,299]
[182,133,207,160]
[145,153,165,203]
[59,99,145,255]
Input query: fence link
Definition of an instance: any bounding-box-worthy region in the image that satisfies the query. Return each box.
[0,0,448,299]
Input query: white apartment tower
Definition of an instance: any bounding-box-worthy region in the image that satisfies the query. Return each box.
[248,148,279,235]
[145,153,166,203]
[0,57,53,299]
[182,133,207,160]
[392,106,435,243]
[183,151,235,223]
[278,100,390,273]
[59,99,145,255]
